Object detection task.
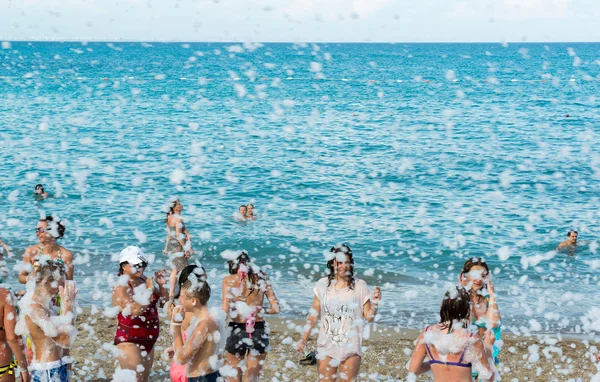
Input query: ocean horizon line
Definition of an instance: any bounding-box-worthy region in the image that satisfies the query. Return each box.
[2,39,600,44]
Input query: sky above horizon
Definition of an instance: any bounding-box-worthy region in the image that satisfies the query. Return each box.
[0,0,598,42]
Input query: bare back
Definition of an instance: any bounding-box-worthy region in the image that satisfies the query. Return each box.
[423,326,491,382]
[26,303,65,363]
[222,274,269,324]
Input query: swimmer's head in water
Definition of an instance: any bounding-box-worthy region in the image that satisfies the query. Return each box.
[460,257,489,292]
[35,184,44,194]
[36,259,66,293]
[440,286,470,331]
[239,205,247,215]
[247,203,254,214]
[327,244,355,290]
[568,230,578,242]
[37,216,65,243]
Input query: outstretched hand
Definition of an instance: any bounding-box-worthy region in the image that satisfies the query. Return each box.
[59,280,78,302]
[171,305,184,324]
[154,270,168,286]
[486,274,495,296]
[372,287,382,304]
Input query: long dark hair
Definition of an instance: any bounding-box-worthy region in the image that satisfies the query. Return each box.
[165,199,180,222]
[228,251,263,294]
[439,286,470,332]
[327,244,355,290]
[174,264,210,302]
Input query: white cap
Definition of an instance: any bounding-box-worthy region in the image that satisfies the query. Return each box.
[119,246,148,265]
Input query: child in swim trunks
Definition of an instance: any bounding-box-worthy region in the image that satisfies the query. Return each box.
[171,267,225,382]
[16,259,77,382]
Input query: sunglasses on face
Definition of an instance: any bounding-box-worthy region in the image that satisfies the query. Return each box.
[132,262,148,270]
[36,228,47,234]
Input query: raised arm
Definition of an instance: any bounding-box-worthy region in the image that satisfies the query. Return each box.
[296,295,320,353]
[363,286,381,322]
[112,282,153,317]
[154,272,170,308]
[263,274,280,314]
[485,277,501,329]
[407,331,430,375]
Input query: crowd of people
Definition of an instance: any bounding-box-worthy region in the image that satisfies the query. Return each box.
[0,185,587,381]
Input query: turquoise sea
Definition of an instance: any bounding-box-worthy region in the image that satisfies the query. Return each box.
[1,42,599,334]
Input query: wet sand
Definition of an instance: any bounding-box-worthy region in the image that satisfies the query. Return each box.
[68,314,600,381]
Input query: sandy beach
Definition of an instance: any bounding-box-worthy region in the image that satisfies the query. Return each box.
[66,313,600,381]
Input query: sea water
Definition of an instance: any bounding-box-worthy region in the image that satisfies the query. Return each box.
[1,42,599,335]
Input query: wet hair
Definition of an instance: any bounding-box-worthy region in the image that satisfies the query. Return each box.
[327,244,355,290]
[228,251,262,294]
[173,264,203,299]
[439,286,470,332]
[247,204,254,208]
[180,265,211,305]
[40,216,66,239]
[36,259,66,285]
[239,205,247,211]
[165,199,180,222]
[568,230,578,237]
[35,184,44,192]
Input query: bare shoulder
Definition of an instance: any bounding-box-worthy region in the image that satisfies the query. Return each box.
[113,284,131,298]
[168,215,182,225]
[24,245,41,259]
[202,314,218,333]
[60,247,74,262]
[222,275,236,285]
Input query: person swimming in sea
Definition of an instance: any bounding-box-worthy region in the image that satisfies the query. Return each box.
[246,204,256,220]
[235,205,248,221]
[557,230,578,252]
[34,184,48,199]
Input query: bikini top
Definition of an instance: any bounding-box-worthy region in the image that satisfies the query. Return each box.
[424,326,473,368]
[36,245,64,263]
